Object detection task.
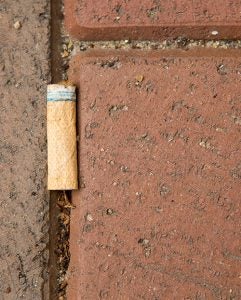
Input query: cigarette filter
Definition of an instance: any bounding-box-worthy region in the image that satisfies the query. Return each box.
[47,84,78,190]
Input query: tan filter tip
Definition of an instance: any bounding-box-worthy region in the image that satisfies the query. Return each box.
[47,84,78,190]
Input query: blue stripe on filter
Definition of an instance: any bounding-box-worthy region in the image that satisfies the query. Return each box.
[47,90,76,102]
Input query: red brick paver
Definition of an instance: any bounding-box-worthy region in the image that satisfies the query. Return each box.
[65,0,241,40]
[67,49,241,299]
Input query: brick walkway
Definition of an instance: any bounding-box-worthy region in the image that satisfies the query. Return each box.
[65,0,241,40]
[1,0,241,299]
[64,1,241,299]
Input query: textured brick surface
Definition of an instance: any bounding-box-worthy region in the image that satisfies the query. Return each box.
[65,0,241,40]
[0,1,50,299]
[67,49,241,299]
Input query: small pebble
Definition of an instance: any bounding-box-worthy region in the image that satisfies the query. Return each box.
[13,21,21,30]
[138,238,149,245]
[86,213,93,222]
[135,75,144,85]
[120,165,128,172]
[106,208,114,215]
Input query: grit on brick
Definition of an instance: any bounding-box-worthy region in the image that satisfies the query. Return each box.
[0,1,50,299]
[67,50,241,299]
[65,0,241,40]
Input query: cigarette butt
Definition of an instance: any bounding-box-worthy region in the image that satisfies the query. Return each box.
[47,84,78,190]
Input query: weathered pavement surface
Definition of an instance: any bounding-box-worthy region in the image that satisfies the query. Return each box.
[65,1,241,299]
[0,1,50,299]
[1,0,241,299]
[67,50,241,299]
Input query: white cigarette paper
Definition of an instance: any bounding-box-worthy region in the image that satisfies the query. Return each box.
[47,84,78,190]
